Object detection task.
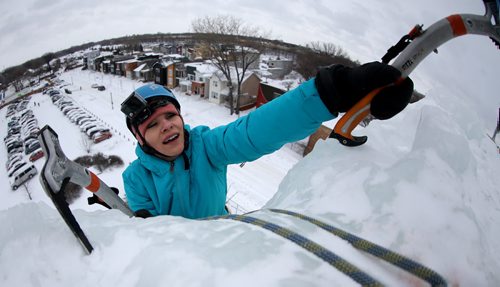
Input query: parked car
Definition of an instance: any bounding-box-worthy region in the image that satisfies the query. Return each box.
[93,131,112,143]
[8,161,27,177]
[76,116,93,125]
[86,126,108,138]
[8,146,23,156]
[5,136,21,145]
[68,110,87,120]
[6,155,23,170]
[81,124,98,133]
[25,141,41,155]
[48,90,61,97]
[29,149,44,162]
[24,138,39,149]
[62,106,78,115]
[8,120,18,128]
[6,153,23,166]
[7,142,23,153]
[10,164,37,190]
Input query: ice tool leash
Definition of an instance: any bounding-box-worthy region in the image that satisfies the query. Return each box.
[331,0,500,147]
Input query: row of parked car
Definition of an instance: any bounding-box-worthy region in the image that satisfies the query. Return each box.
[4,98,40,190]
[47,88,113,143]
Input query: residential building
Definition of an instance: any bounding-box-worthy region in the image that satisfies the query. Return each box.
[153,61,177,89]
[266,57,293,79]
[255,82,286,108]
[184,62,219,97]
[208,70,260,109]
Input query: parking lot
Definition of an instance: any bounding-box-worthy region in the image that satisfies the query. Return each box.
[0,77,138,208]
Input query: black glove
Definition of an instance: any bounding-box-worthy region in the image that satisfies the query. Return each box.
[315,61,414,120]
[134,209,153,218]
[87,187,119,209]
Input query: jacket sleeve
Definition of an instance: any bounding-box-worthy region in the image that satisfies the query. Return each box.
[203,78,335,166]
[122,165,159,216]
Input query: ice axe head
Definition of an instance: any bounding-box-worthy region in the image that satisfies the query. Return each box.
[38,125,94,254]
[38,125,71,195]
[483,0,500,47]
[331,1,500,147]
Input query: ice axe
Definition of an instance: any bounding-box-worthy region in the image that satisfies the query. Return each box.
[331,0,500,146]
[38,125,134,254]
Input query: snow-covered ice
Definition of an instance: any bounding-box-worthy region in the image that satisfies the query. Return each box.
[1,66,499,286]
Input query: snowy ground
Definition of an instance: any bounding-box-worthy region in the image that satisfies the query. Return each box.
[1,68,500,286]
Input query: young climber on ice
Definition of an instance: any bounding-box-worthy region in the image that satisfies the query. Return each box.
[120,62,414,219]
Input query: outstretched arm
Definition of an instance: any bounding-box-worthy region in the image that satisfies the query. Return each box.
[204,62,413,166]
[204,79,332,166]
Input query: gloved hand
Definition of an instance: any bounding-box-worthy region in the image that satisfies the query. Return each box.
[315,61,414,120]
[87,187,119,209]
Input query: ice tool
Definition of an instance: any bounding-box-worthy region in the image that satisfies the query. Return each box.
[38,125,134,254]
[331,0,500,146]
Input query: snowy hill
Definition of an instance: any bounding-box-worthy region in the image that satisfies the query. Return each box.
[1,67,500,286]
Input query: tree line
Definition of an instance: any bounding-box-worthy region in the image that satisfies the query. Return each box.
[0,16,358,105]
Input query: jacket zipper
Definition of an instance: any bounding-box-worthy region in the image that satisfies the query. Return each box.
[169,161,174,173]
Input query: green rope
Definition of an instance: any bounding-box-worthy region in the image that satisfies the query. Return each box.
[269,209,447,287]
[207,214,383,286]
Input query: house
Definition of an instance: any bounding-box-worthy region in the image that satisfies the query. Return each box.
[115,58,138,77]
[153,61,177,89]
[266,57,293,79]
[255,75,302,107]
[101,60,111,73]
[170,43,197,60]
[133,63,148,81]
[255,82,286,108]
[109,55,135,75]
[83,50,101,70]
[122,59,140,79]
[208,69,260,109]
[183,62,219,97]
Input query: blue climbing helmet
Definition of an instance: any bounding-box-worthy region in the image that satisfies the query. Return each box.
[121,83,190,168]
[121,83,181,132]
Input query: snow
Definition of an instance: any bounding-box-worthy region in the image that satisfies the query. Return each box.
[1,66,500,286]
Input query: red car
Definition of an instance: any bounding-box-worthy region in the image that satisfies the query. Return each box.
[93,131,112,143]
[29,149,44,162]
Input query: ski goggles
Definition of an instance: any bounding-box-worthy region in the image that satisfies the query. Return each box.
[121,92,173,126]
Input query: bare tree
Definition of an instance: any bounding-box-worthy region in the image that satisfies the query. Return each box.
[295,42,358,79]
[192,15,266,115]
[306,41,349,58]
[42,52,56,74]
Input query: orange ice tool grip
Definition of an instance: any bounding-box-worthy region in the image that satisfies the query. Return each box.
[330,78,403,147]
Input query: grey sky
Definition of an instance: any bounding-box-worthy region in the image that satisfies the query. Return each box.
[1,0,499,125]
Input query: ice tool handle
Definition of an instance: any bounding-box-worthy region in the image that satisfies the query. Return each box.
[331,0,500,147]
[38,125,134,217]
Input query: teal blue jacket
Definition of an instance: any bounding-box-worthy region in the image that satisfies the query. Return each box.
[122,79,334,219]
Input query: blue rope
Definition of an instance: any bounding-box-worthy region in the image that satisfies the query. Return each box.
[207,214,383,286]
[269,209,447,287]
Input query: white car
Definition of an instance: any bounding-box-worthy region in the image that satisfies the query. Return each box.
[8,161,27,177]
[9,164,37,190]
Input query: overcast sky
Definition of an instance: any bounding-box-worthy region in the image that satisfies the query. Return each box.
[1,0,499,124]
